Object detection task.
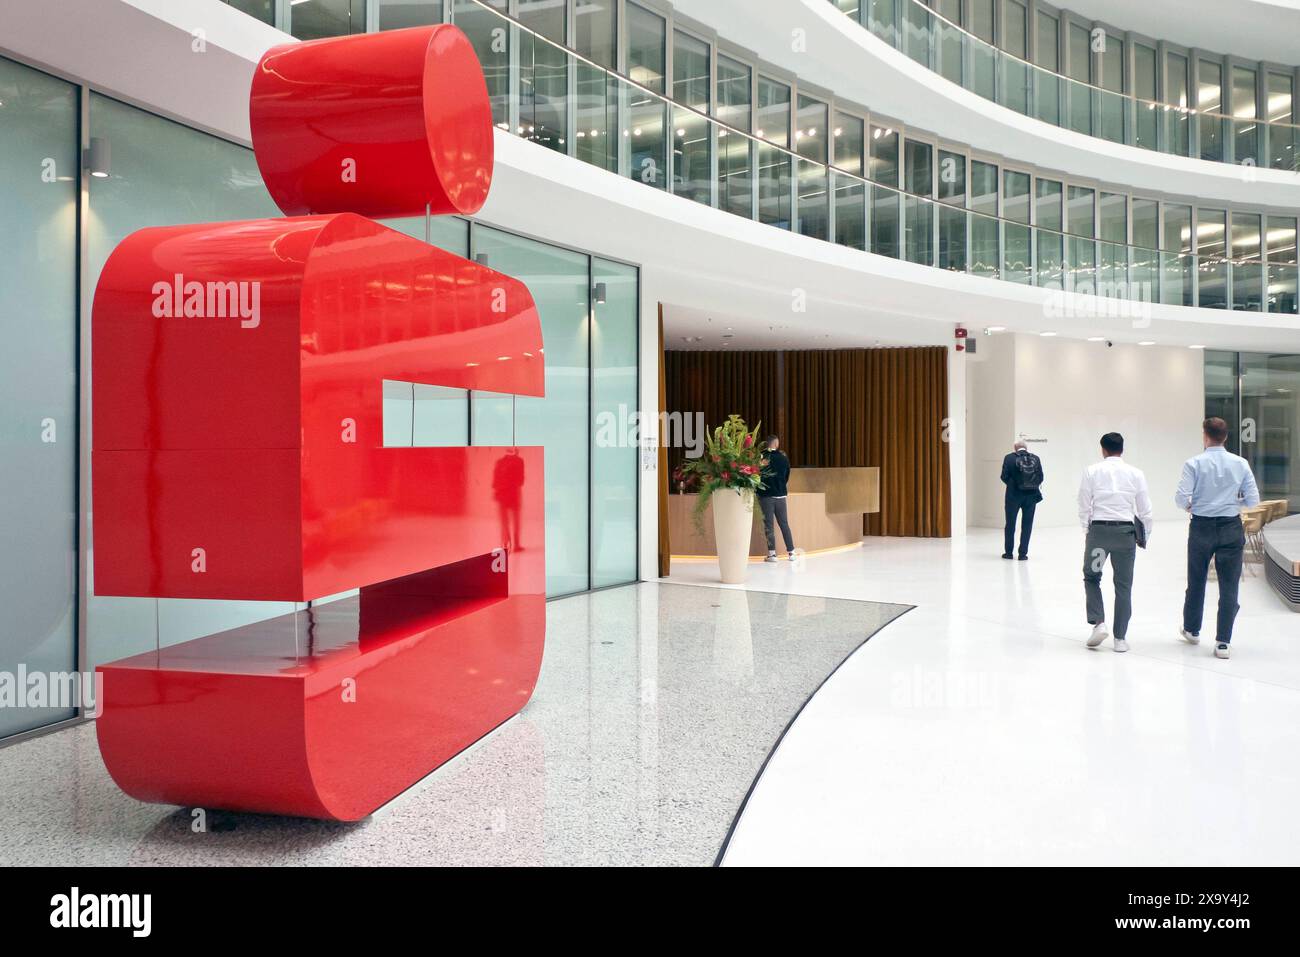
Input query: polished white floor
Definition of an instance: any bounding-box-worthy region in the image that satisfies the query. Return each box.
[669,521,1300,866]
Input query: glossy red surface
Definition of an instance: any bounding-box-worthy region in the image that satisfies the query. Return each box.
[92,214,543,601]
[92,28,545,820]
[251,25,493,219]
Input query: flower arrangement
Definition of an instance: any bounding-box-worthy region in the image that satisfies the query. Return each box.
[680,414,766,530]
[671,462,699,494]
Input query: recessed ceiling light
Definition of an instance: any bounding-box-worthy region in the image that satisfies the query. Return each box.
[1188,344,1206,349]
[1087,336,1106,342]
[986,326,1006,333]
[1138,341,1155,346]
[1039,331,1057,337]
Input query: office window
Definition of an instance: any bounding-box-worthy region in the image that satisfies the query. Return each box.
[757,76,792,227]
[833,111,865,176]
[1165,52,1190,156]
[795,95,829,240]
[904,139,934,265]
[1232,65,1259,166]
[1001,0,1030,115]
[1035,177,1063,287]
[628,3,666,93]
[796,95,829,165]
[903,0,931,68]
[969,160,999,279]
[936,0,964,88]
[1134,43,1158,150]
[1266,216,1298,313]
[626,4,667,189]
[455,0,510,128]
[938,149,967,273]
[969,0,995,100]
[1002,170,1031,284]
[1231,212,1263,311]
[1098,36,1124,142]
[1035,12,1060,126]
[1162,203,1194,306]
[1197,207,1228,308]
[379,0,442,29]
[870,126,899,258]
[673,30,712,206]
[1098,191,1127,291]
[575,0,616,68]
[290,0,366,39]
[1066,22,1092,135]
[1131,198,1159,300]
[1198,59,1224,162]
[717,55,753,218]
[867,0,898,47]
[1267,72,1295,171]
[0,56,78,737]
[518,0,569,155]
[225,0,274,24]
[1066,185,1096,291]
[1238,354,1300,510]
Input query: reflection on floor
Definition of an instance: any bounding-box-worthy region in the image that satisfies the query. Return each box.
[675,523,1300,866]
[0,583,907,866]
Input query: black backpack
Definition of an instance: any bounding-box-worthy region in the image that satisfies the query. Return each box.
[1015,452,1042,492]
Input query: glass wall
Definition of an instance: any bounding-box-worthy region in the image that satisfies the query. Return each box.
[1206,351,1300,513]
[0,56,78,738]
[673,30,712,206]
[289,0,367,40]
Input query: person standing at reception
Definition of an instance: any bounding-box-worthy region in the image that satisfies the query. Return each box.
[1000,440,1044,560]
[1176,417,1260,660]
[1079,433,1153,653]
[759,435,797,562]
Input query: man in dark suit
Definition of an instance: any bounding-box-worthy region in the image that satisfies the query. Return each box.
[1000,440,1044,560]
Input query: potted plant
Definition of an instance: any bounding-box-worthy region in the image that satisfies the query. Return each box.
[681,415,766,583]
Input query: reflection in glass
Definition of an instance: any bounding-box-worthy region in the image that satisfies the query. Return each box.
[1134,44,1158,150]
[1162,203,1194,307]
[717,55,753,218]
[1231,213,1263,311]
[1197,207,1228,309]
[757,76,792,228]
[1267,216,1298,314]
[673,30,712,206]
[1035,178,1063,288]
[1165,53,1190,157]
[455,0,510,128]
[291,0,366,39]
[1035,12,1060,126]
[378,0,443,29]
[1002,170,1031,284]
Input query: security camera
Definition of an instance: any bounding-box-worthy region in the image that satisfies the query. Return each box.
[1106,340,1114,347]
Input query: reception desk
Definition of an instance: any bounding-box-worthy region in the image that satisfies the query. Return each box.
[669,467,880,559]
[1263,513,1300,612]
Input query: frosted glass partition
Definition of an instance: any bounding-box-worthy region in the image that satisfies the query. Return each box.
[591,259,639,588]
[0,57,79,737]
[85,93,288,668]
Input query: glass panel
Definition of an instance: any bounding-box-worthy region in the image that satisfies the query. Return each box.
[1001,0,1030,114]
[903,0,932,68]
[939,206,967,272]
[936,1,963,87]
[967,158,995,279]
[1034,13,1060,126]
[627,3,666,94]
[757,76,792,228]
[1066,22,1092,135]
[868,0,898,47]
[1002,170,1030,282]
[1197,59,1224,162]
[1203,351,1240,453]
[291,0,366,39]
[86,93,286,666]
[1197,207,1228,308]
[833,111,865,175]
[1067,185,1095,291]
[673,31,712,206]
[1098,35,1124,143]
[797,158,829,241]
[576,64,618,172]
[575,0,616,68]
[1134,44,1158,150]
[470,227,590,597]
[1232,65,1259,167]
[833,172,867,250]
[1165,52,1190,157]
[832,0,863,22]
[1231,212,1263,312]
[591,259,638,588]
[1266,214,1298,313]
[1161,203,1194,307]
[414,385,470,445]
[1035,178,1063,287]
[1132,198,1159,301]
[0,56,78,736]
[872,186,900,258]
[456,0,510,129]
[379,0,443,29]
[1267,72,1295,171]
[519,0,568,155]
[904,141,934,263]
[969,0,995,100]
[1239,353,1300,512]
[226,0,275,24]
[1098,191,1126,291]
[717,55,753,218]
[796,95,829,165]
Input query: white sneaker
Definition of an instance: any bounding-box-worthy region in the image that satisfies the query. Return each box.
[764,552,778,563]
[1215,643,1231,659]
[1087,623,1109,648]
[1113,639,1129,653]
[788,548,802,562]
[1179,628,1200,645]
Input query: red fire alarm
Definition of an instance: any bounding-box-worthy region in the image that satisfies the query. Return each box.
[955,326,968,351]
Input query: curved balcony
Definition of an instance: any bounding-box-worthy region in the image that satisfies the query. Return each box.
[828,0,1299,173]
[455,0,1297,316]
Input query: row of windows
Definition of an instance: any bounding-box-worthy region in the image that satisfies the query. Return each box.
[835,0,1300,170]
[220,0,1299,313]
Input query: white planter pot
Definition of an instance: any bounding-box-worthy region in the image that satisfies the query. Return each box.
[712,487,755,584]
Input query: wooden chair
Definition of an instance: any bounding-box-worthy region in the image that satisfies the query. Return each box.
[1242,509,1267,575]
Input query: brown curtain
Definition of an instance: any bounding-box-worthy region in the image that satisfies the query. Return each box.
[666,346,950,537]
[663,350,780,480]
[657,306,671,577]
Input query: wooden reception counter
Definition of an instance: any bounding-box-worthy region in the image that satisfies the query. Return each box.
[669,467,880,558]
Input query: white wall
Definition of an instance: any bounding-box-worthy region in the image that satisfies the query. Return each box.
[967,334,1205,528]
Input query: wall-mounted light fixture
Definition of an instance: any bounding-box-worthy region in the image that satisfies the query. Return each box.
[86,137,111,179]
[593,282,607,304]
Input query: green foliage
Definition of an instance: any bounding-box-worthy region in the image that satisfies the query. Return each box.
[680,415,767,532]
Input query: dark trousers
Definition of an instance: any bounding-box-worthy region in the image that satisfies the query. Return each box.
[759,496,795,553]
[1183,515,1245,644]
[1083,522,1137,639]
[1004,497,1037,557]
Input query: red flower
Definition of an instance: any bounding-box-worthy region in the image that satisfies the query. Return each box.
[729,461,738,470]
[721,471,731,481]
[740,465,757,475]
[744,434,753,447]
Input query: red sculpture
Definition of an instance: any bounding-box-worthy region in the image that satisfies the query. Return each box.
[92,26,545,821]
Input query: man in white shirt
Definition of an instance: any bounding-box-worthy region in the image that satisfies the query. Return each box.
[1078,432,1154,653]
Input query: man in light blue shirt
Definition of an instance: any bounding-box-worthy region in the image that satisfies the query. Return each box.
[1175,417,1260,659]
